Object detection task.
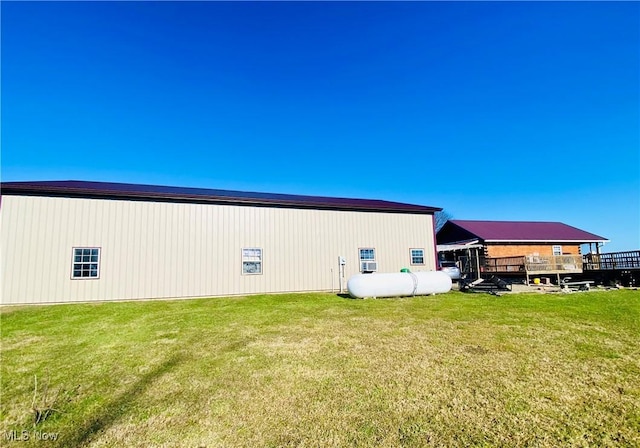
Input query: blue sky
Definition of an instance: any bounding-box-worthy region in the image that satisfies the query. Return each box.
[2,1,638,252]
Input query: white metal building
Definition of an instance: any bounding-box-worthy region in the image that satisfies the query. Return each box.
[0,181,441,305]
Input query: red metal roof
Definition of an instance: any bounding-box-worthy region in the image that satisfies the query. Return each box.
[0,180,441,214]
[446,220,608,242]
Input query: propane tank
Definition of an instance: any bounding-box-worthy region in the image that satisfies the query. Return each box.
[347,271,452,298]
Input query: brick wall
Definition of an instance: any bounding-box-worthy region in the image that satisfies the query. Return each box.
[486,244,581,258]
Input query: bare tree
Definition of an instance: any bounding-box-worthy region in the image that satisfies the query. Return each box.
[434,210,452,233]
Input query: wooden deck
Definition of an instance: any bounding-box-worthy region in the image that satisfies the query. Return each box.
[583,250,640,271]
[484,255,583,275]
[462,250,640,287]
[525,255,583,275]
[483,255,583,285]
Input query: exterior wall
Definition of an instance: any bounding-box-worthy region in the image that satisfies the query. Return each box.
[0,195,436,305]
[485,243,581,258]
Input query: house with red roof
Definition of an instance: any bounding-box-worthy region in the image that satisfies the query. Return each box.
[436,220,609,283]
[437,220,608,258]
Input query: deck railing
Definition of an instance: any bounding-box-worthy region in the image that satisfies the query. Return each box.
[524,255,583,273]
[484,256,526,273]
[484,255,583,274]
[583,251,640,270]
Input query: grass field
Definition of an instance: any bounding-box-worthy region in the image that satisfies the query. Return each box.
[1,290,639,447]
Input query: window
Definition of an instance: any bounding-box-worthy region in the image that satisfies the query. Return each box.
[410,248,425,265]
[72,248,100,279]
[359,248,375,261]
[242,248,262,274]
[359,248,376,272]
[552,245,562,256]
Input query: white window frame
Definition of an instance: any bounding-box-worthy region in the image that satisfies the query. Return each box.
[552,245,562,256]
[72,247,101,279]
[242,248,263,275]
[359,248,376,272]
[410,248,425,265]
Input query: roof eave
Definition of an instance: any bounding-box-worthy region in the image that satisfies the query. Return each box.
[0,184,440,215]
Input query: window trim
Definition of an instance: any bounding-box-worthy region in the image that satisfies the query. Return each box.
[358,247,376,272]
[410,248,425,266]
[552,245,562,256]
[242,247,263,275]
[71,247,101,280]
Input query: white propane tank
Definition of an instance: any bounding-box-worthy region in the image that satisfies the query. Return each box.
[347,271,452,298]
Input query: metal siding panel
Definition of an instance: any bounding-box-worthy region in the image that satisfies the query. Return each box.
[194,204,205,296]
[1,195,437,304]
[118,199,134,300]
[4,198,19,302]
[273,207,284,292]
[128,200,140,300]
[16,196,31,302]
[158,202,170,298]
[137,201,149,299]
[215,205,224,295]
[227,205,235,295]
[37,197,59,302]
[302,209,312,290]
[33,196,46,301]
[156,201,170,298]
[300,210,309,290]
[264,207,274,293]
[227,205,236,295]
[107,201,119,300]
[142,201,156,298]
[0,197,17,303]
[168,203,180,297]
[316,211,328,290]
[242,206,256,294]
[185,204,195,296]
[92,199,104,300]
[178,203,191,297]
[197,204,208,297]
[141,201,153,298]
[77,199,94,301]
[197,204,210,297]
[217,205,227,295]
[110,200,125,299]
[94,199,108,301]
[58,199,73,302]
[257,206,268,294]
[207,205,216,296]
[49,197,67,302]
[298,213,316,289]
[21,197,37,301]
[293,209,304,291]
[230,205,241,294]
[115,199,131,300]
[200,205,210,297]
[167,203,179,298]
[213,205,220,294]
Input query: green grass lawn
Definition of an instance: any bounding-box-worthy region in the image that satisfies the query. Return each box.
[1,290,639,447]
